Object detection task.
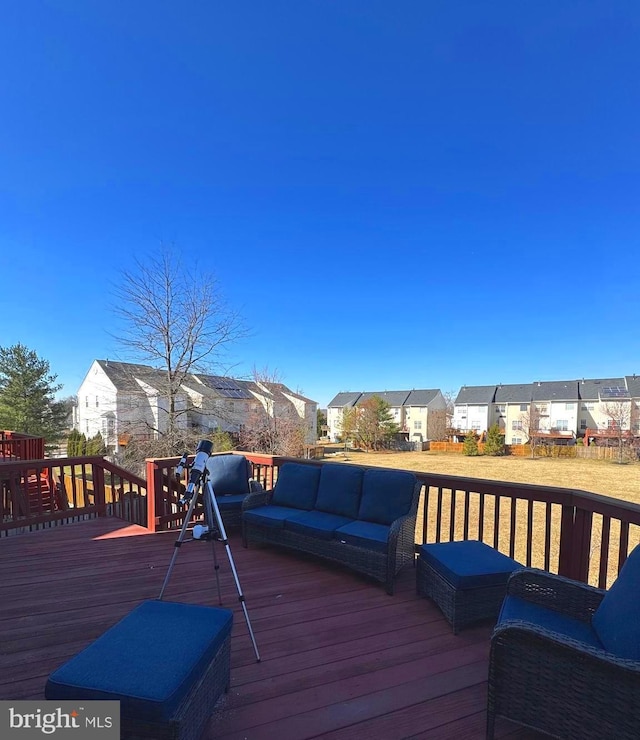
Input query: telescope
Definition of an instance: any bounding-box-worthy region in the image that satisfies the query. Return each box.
[178,439,214,504]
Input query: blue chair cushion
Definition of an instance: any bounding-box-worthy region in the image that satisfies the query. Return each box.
[334,520,391,554]
[500,594,603,650]
[242,504,300,529]
[419,540,520,589]
[592,544,640,659]
[45,600,233,723]
[271,463,321,510]
[206,454,251,496]
[357,469,417,525]
[215,493,247,510]
[284,510,354,540]
[314,463,364,519]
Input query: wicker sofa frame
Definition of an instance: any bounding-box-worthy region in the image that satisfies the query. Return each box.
[487,568,640,739]
[241,479,421,595]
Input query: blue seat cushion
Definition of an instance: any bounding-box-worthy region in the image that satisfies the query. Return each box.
[419,540,520,589]
[358,469,418,525]
[216,493,247,510]
[284,510,354,540]
[206,454,251,495]
[271,463,321,510]
[45,600,233,724]
[592,544,640,659]
[499,594,603,650]
[334,520,390,554]
[242,504,300,528]
[314,463,363,519]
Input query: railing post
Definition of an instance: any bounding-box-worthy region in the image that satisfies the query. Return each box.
[558,496,593,583]
[92,462,106,516]
[145,459,160,532]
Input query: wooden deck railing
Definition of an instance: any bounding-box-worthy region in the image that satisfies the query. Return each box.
[146,453,640,588]
[0,431,45,461]
[5,450,640,589]
[0,456,147,534]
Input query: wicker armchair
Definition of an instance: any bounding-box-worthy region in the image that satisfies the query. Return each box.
[487,548,640,739]
[205,454,262,530]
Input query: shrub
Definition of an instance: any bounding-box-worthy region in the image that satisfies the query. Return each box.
[484,424,505,456]
[463,431,479,456]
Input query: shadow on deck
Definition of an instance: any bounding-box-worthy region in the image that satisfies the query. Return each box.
[0,518,539,739]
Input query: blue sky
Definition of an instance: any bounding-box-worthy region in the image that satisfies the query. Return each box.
[1,1,639,407]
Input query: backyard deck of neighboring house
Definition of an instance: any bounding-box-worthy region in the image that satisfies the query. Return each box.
[0,517,541,739]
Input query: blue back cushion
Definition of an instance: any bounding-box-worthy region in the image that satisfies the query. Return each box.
[592,545,640,659]
[206,454,251,496]
[314,464,363,519]
[271,463,321,510]
[358,469,418,525]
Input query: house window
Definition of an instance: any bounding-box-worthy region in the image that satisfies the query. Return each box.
[580,419,587,430]
[537,405,548,415]
[581,404,595,411]
[520,404,527,412]
[512,420,522,430]
[96,396,99,408]
[511,437,522,445]
[496,405,506,414]
[414,421,422,430]
[565,403,575,410]
[85,396,89,408]
[556,420,568,431]
[471,422,481,431]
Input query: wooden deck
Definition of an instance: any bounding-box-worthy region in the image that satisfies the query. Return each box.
[0,518,540,739]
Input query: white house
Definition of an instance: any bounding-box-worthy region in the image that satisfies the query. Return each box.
[75,360,317,453]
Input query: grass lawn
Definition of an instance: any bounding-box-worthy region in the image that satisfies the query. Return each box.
[325,448,640,506]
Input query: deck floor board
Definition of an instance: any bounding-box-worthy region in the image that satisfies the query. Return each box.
[0,517,541,738]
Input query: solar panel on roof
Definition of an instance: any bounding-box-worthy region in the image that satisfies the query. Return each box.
[601,386,628,399]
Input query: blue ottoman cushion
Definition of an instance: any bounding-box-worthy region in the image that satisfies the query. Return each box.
[419,540,520,589]
[45,600,233,724]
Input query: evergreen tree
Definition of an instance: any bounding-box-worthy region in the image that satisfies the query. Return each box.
[67,429,82,456]
[0,343,68,447]
[484,424,505,456]
[86,431,107,456]
[463,431,479,456]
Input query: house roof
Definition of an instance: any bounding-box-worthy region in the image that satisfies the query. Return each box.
[327,392,363,408]
[531,380,579,401]
[579,377,629,401]
[494,384,532,404]
[197,375,254,399]
[357,391,411,407]
[625,375,640,399]
[96,360,165,393]
[404,389,440,406]
[454,385,496,405]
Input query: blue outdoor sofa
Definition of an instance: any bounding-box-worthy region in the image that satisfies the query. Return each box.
[241,462,421,594]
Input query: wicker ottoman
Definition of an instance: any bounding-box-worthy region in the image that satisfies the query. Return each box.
[45,600,233,740]
[417,540,520,634]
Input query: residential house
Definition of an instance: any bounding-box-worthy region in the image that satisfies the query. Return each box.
[493,384,533,445]
[326,389,447,443]
[75,360,317,454]
[452,386,496,436]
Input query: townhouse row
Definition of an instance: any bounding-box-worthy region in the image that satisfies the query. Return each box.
[453,376,640,444]
[326,389,447,443]
[73,360,318,454]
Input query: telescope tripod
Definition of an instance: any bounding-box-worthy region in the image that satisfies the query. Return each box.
[159,467,261,663]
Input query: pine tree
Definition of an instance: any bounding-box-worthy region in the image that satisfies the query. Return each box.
[484,424,505,456]
[463,431,479,456]
[0,343,68,447]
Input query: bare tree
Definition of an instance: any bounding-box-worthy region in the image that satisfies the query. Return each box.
[601,400,633,463]
[111,247,247,458]
[238,367,308,457]
[519,403,542,459]
[340,406,358,452]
